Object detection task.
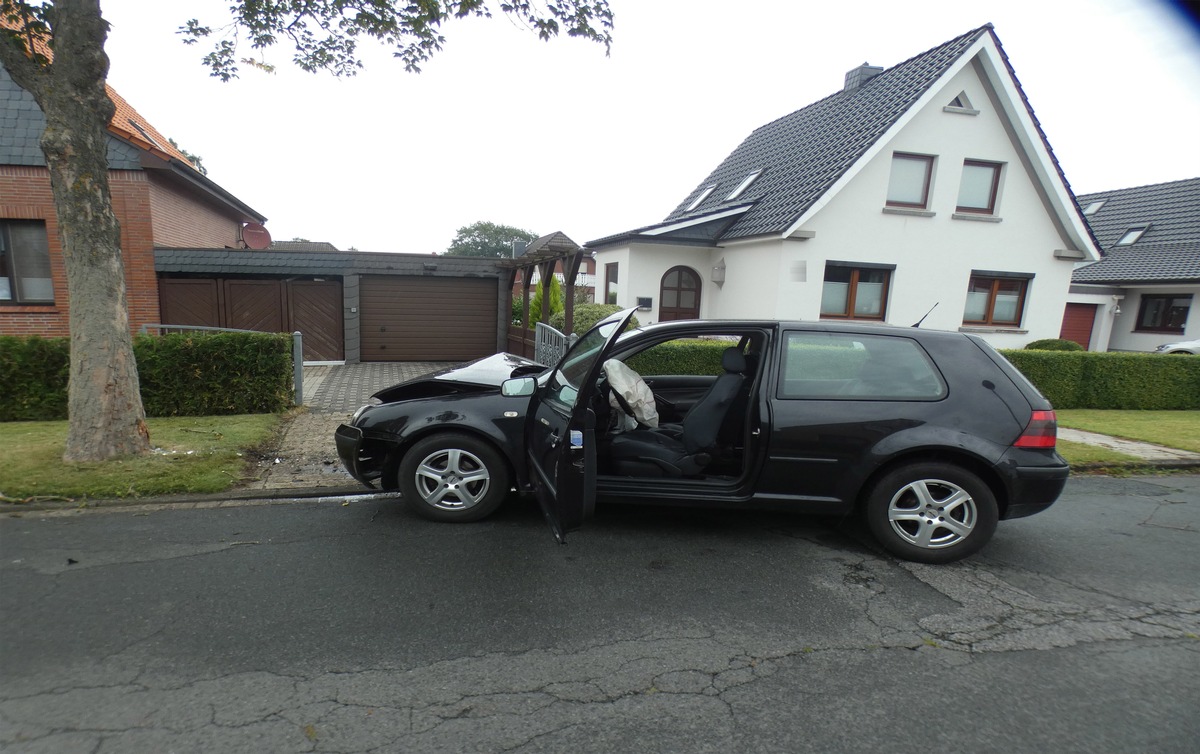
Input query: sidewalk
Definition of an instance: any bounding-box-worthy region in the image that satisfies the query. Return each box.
[245,362,453,493]
[1057,427,1200,465]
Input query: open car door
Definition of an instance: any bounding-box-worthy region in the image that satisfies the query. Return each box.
[526,308,637,543]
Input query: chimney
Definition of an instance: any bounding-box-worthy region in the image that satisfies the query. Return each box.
[844,63,884,91]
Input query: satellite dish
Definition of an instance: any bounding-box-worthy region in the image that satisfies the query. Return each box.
[242,223,272,250]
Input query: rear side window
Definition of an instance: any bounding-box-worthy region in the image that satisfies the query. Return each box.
[779,331,946,400]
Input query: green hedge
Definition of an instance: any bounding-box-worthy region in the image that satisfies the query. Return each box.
[137,332,294,416]
[0,332,294,422]
[550,303,640,335]
[999,350,1200,410]
[0,336,71,421]
[1024,338,1084,351]
[622,340,1200,410]
[626,339,729,376]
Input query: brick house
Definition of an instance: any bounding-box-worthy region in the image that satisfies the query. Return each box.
[1,66,268,340]
[3,63,515,363]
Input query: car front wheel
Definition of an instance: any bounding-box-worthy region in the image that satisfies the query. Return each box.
[397,433,510,523]
[864,462,998,564]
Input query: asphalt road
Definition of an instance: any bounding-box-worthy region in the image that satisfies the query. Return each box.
[1,475,1198,753]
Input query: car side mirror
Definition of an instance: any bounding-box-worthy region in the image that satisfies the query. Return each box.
[501,376,537,397]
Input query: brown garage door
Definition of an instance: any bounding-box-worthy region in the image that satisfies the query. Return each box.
[360,276,497,362]
[158,277,344,362]
[1059,303,1098,350]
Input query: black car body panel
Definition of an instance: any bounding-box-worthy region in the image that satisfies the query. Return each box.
[335,317,1069,557]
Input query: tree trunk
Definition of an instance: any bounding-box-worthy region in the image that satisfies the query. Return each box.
[7,0,150,461]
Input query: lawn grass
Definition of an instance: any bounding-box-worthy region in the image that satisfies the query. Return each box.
[1055,439,1143,466]
[1057,410,1200,453]
[0,414,281,502]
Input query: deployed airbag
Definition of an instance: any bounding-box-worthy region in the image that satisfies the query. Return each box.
[604,359,659,430]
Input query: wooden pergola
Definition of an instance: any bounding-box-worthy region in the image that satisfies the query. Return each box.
[498,231,589,358]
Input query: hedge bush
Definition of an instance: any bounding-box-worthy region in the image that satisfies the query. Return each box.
[0,336,71,421]
[137,332,294,416]
[1000,350,1200,410]
[626,339,730,376]
[1024,338,1084,351]
[623,340,1200,410]
[550,304,640,335]
[0,332,294,422]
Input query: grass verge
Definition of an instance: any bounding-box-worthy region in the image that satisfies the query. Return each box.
[1055,439,1143,467]
[0,414,282,502]
[1057,410,1200,453]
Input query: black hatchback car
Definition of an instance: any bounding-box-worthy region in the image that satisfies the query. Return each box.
[335,309,1068,563]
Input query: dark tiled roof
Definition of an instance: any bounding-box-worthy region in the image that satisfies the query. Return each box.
[659,25,993,240]
[1071,178,1200,285]
[1071,242,1200,284]
[156,248,502,277]
[1075,178,1200,249]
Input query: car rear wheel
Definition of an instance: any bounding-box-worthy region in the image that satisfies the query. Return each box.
[398,433,510,523]
[864,462,998,564]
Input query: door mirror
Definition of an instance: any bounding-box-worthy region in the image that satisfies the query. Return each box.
[501,376,537,397]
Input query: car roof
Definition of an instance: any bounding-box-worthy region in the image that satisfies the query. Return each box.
[627,318,966,341]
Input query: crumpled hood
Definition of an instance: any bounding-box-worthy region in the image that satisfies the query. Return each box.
[371,352,545,403]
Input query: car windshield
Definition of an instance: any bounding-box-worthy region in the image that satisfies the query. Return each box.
[546,317,624,408]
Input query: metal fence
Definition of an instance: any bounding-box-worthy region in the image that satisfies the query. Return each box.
[534,322,577,366]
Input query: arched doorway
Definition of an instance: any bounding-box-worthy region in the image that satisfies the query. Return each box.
[659,266,701,321]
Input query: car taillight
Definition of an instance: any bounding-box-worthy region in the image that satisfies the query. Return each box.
[1013,410,1057,448]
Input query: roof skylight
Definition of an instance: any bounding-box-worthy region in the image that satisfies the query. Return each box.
[686,185,716,212]
[1115,225,1149,245]
[127,119,161,148]
[724,170,762,201]
[1082,200,1105,216]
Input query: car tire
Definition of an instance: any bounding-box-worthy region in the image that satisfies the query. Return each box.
[397,433,510,523]
[864,462,998,564]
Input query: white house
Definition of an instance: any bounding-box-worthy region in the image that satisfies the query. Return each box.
[1063,178,1199,352]
[587,24,1101,350]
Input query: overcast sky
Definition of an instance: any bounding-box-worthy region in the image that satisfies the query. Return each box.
[99,0,1200,254]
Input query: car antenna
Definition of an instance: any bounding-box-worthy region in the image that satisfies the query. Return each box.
[911,302,938,328]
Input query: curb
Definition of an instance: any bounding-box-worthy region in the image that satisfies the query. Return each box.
[0,484,389,514]
[1068,458,1200,474]
[7,461,1200,516]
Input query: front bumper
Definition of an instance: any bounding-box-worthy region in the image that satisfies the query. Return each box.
[335,423,384,489]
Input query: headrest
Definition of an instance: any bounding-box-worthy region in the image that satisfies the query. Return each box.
[721,347,747,374]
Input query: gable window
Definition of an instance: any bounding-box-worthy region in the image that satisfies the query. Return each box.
[956,160,1002,214]
[886,153,934,209]
[604,263,619,305]
[0,220,54,304]
[1116,225,1149,245]
[724,170,762,201]
[963,275,1028,327]
[944,91,978,115]
[686,185,716,212]
[821,264,891,320]
[1135,294,1191,334]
